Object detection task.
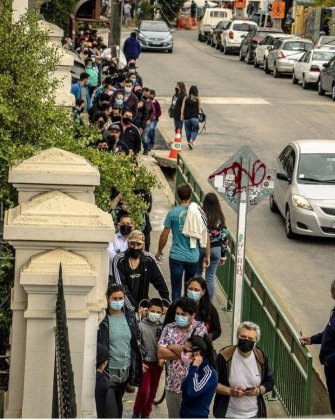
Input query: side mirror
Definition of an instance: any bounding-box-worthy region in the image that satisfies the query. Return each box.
[170,28,175,33]
[276,172,290,182]
[267,45,273,51]
[323,62,330,68]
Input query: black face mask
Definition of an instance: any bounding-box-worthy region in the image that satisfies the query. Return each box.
[122,116,132,125]
[142,96,149,101]
[238,338,255,353]
[175,87,179,94]
[128,248,142,258]
[120,224,132,236]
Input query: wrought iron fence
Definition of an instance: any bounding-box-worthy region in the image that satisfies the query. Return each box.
[176,154,313,417]
[52,264,77,419]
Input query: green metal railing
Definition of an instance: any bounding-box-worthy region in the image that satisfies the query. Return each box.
[176,154,313,417]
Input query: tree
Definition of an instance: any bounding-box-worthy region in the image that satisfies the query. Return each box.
[0,0,159,354]
[156,0,184,23]
[40,0,77,34]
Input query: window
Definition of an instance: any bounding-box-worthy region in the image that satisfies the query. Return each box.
[302,51,311,62]
[210,10,227,18]
[141,22,169,32]
[312,51,335,62]
[298,153,335,182]
[232,23,257,31]
[284,41,313,51]
[281,147,295,179]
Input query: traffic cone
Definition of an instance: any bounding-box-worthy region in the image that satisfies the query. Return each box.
[168,129,182,159]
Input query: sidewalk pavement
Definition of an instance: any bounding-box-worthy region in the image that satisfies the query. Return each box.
[122,154,287,418]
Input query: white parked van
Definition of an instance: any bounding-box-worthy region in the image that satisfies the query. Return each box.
[198,8,232,43]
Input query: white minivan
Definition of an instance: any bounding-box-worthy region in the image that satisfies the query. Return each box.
[198,8,232,43]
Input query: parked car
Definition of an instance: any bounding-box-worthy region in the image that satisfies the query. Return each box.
[315,35,335,48]
[270,140,335,238]
[210,20,229,49]
[198,8,232,43]
[292,48,335,89]
[265,37,314,77]
[318,55,335,99]
[239,27,283,64]
[137,20,174,53]
[254,33,292,68]
[220,19,258,55]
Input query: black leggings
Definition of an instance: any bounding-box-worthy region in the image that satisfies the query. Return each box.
[112,381,128,418]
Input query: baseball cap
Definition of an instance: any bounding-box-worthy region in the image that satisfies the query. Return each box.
[128,230,145,244]
[133,85,142,93]
[108,123,121,132]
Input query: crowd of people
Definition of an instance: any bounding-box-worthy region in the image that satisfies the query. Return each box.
[67,24,335,420]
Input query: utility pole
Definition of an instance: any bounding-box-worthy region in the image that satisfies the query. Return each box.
[109,0,123,52]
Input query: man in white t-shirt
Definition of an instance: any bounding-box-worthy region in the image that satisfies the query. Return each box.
[213,322,275,418]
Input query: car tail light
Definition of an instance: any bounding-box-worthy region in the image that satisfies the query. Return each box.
[252,39,259,45]
[228,31,234,39]
[310,65,320,72]
[278,51,285,58]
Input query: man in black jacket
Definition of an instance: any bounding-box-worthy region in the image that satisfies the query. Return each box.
[111,230,170,312]
[214,321,274,418]
[119,109,142,155]
[300,280,335,414]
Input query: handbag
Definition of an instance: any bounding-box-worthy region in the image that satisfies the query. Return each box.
[198,108,206,123]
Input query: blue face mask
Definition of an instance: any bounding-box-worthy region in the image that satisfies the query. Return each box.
[115,98,124,106]
[109,300,124,310]
[175,314,190,328]
[187,289,202,302]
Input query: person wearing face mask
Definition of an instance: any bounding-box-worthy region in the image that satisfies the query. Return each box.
[97,284,142,418]
[213,322,274,418]
[132,298,166,419]
[105,124,130,155]
[85,57,99,97]
[132,86,148,135]
[180,335,218,418]
[89,93,111,122]
[169,82,187,133]
[92,111,108,132]
[70,72,91,112]
[164,277,221,342]
[92,76,114,105]
[123,79,138,118]
[158,297,208,418]
[111,230,170,313]
[141,87,156,155]
[127,62,143,87]
[107,213,134,281]
[120,109,142,155]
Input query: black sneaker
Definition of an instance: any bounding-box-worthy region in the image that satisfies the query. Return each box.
[188,140,193,150]
[143,150,149,155]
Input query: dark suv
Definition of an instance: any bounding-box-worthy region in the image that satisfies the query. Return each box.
[210,20,229,50]
[239,27,283,63]
[318,55,335,100]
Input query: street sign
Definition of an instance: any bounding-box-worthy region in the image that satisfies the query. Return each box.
[208,146,273,342]
[271,1,285,19]
[208,146,274,214]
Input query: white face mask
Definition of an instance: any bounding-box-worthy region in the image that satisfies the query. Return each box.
[124,86,132,94]
[148,312,161,323]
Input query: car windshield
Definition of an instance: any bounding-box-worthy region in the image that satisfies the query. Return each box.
[319,37,335,46]
[312,50,335,61]
[298,153,335,183]
[140,22,169,32]
[284,41,313,51]
[233,23,256,31]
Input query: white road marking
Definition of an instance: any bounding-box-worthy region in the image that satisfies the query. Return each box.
[159,96,269,105]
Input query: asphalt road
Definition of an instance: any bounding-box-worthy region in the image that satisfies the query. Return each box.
[132,29,335,375]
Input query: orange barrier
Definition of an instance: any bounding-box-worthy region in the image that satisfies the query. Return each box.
[185,16,192,30]
[169,129,182,159]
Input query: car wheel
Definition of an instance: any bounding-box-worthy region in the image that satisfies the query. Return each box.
[198,33,203,42]
[239,48,244,61]
[216,40,220,50]
[302,75,309,90]
[332,84,335,101]
[168,47,173,53]
[206,36,211,45]
[269,195,279,213]
[254,56,259,68]
[285,207,296,239]
[318,79,325,96]
[264,59,270,74]
[273,63,280,78]
[292,71,298,84]
[246,50,252,64]
[223,44,230,55]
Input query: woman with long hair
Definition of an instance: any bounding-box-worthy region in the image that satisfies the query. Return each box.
[164,277,221,342]
[169,81,187,133]
[180,335,218,418]
[181,85,202,149]
[196,193,228,302]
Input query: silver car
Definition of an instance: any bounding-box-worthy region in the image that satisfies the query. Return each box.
[265,37,314,77]
[137,20,174,53]
[270,140,335,238]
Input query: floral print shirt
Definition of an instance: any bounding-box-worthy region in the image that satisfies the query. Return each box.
[158,320,207,393]
[209,221,228,258]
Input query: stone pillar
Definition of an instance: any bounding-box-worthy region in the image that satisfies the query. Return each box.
[4,149,114,418]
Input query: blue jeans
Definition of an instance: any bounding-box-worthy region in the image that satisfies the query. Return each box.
[196,247,221,302]
[184,118,200,143]
[148,119,158,146]
[142,125,151,152]
[169,257,198,302]
[174,118,183,133]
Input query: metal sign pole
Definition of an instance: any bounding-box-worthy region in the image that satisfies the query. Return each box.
[231,158,249,344]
